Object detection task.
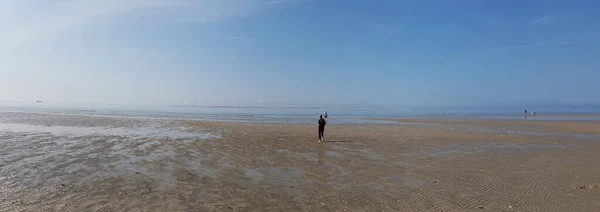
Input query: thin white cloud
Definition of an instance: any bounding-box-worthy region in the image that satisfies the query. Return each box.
[1,0,171,46]
[267,0,311,4]
[447,41,580,63]
[0,0,308,104]
[0,0,300,47]
[477,42,578,53]
[529,15,571,28]
[224,35,262,43]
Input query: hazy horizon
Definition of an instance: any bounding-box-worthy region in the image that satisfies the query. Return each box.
[1,0,599,107]
[1,99,598,112]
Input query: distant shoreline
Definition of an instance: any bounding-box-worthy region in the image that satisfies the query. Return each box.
[169,105,334,109]
[168,105,411,110]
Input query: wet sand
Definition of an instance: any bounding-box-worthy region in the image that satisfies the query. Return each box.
[1,113,600,211]
[392,118,600,135]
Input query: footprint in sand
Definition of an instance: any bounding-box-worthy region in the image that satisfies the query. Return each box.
[579,183,599,190]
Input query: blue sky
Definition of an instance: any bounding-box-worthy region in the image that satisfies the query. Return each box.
[1,0,599,107]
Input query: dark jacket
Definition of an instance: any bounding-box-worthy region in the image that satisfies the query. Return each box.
[318,118,327,130]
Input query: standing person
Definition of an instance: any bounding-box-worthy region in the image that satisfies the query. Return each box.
[318,112,328,143]
[525,109,528,116]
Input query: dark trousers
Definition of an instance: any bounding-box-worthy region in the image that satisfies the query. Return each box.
[318,128,325,140]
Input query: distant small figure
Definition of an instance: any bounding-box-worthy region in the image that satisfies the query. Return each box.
[318,112,328,143]
[532,111,536,116]
[525,109,528,116]
[36,100,42,103]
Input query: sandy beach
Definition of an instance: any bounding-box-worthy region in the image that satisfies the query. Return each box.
[1,112,600,211]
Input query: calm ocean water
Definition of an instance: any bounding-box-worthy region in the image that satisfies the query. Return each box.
[1,101,599,123]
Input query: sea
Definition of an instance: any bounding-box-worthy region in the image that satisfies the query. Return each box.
[1,101,599,124]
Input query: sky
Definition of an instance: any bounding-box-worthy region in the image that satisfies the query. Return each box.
[1,0,599,108]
